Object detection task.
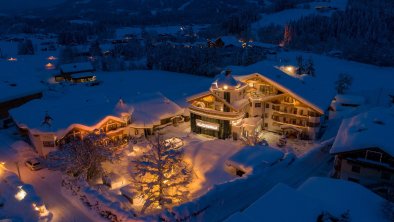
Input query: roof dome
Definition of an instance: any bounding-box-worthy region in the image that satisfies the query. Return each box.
[211,69,243,90]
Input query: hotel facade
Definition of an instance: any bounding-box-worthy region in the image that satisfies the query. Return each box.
[187,70,324,140]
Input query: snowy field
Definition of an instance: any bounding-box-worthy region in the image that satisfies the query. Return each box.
[252,0,348,30]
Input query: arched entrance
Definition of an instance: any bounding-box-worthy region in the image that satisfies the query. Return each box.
[281,126,301,139]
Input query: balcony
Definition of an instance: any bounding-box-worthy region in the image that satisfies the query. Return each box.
[189,105,244,120]
[271,118,307,128]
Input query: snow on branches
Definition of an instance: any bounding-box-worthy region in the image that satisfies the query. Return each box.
[61,131,118,181]
[131,135,193,214]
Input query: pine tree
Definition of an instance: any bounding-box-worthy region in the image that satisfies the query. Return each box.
[131,135,193,214]
[305,57,315,76]
[335,73,353,94]
[296,55,304,75]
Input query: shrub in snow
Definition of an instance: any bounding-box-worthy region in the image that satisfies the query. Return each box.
[316,210,351,222]
[131,135,193,214]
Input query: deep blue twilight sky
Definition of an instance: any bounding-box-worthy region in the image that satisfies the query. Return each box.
[0,0,64,13]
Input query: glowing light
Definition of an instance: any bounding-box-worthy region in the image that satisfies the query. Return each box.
[196,119,219,131]
[15,186,27,201]
[286,66,294,73]
[47,56,57,61]
[32,203,50,216]
[7,57,17,62]
[223,85,228,90]
[45,63,55,70]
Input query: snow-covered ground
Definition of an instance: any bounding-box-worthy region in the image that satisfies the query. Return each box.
[0,129,104,222]
[252,0,348,30]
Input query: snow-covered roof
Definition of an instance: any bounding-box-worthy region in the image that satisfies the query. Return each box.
[211,70,245,90]
[10,91,131,135]
[0,59,44,103]
[232,64,333,113]
[334,94,365,105]
[330,107,394,156]
[226,177,386,222]
[227,146,284,172]
[60,62,94,74]
[130,93,184,128]
[71,72,96,79]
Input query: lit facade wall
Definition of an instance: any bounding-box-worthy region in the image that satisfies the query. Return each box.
[190,113,231,139]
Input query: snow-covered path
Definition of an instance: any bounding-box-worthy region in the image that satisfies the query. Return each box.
[20,169,100,222]
[175,141,334,222]
[0,130,101,222]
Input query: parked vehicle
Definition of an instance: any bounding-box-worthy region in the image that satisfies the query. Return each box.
[25,158,45,171]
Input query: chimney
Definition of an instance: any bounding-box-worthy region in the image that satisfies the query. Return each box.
[225,69,232,76]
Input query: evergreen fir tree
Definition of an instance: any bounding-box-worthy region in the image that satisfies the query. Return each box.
[296,55,304,75]
[306,57,315,76]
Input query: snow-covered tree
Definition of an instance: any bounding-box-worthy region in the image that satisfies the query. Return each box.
[335,73,353,94]
[131,136,193,214]
[305,57,315,76]
[62,131,115,181]
[296,55,304,75]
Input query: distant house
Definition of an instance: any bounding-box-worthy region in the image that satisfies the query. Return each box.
[225,145,283,177]
[330,108,394,195]
[226,177,388,222]
[0,91,42,124]
[329,94,365,119]
[55,62,96,83]
[0,79,43,125]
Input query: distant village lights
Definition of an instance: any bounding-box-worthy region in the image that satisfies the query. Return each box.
[47,56,57,61]
[45,63,55,70]
[7,57,17,62]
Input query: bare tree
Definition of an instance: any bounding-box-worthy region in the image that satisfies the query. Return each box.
[131,135,193,214]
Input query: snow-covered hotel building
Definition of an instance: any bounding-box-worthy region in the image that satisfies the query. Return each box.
[187,70,324,140]
[10,91,184,157]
